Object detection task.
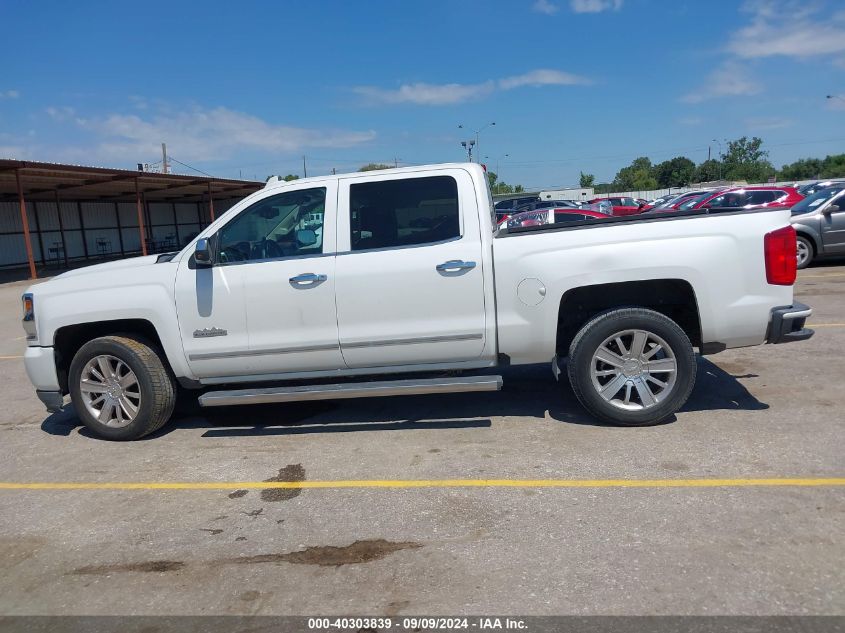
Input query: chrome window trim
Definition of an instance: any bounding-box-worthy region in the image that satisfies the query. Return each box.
[335,234,463,256]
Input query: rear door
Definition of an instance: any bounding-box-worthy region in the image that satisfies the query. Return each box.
[333,168,487,368]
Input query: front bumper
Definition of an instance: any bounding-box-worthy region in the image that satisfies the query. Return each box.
[766,302,814,344]
[24,346,64,412]
[36,390,64,413]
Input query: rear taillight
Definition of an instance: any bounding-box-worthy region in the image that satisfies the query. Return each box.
[764,225,797,285]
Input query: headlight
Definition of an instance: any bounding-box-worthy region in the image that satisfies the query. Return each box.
[21,293,36,340]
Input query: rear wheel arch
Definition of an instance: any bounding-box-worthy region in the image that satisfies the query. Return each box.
[555,279,702,357]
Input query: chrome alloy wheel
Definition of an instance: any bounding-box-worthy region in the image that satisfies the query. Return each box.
[796,239,811,267]
[589,329,677,411]
[79,355,141,428]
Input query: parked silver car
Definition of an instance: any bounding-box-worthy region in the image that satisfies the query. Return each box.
[790,185,845,269]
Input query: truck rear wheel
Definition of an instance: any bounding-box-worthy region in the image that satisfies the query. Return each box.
[566,308,696,426]
[69,335,176,440]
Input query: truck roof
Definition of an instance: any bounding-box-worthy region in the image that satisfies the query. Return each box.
[263,162,479,190]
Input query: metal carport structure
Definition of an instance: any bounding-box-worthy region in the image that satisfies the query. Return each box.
[0,159,263,278]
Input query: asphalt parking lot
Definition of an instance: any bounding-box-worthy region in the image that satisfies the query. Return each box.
[0,263,842,616]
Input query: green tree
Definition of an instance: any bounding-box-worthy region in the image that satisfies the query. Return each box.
[721,136,775,183]
[579,172,595,188]
[359,163,392,172]
[654,156,695,188]
[487,170,524,194]
[819,154,845,178]
[778,158,822,181]
[612,157,658,191]
[283,174,299,182]
[693,159,722,183]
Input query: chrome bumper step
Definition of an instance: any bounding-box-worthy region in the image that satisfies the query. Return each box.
[198,375,503,407]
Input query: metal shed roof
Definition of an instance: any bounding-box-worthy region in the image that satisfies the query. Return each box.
[0,159,262,203]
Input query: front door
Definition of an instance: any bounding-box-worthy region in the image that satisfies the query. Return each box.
[175,183,343,379]
[821,192,845,253]
[333,169,487,368]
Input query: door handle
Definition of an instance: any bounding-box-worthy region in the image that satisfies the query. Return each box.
[289,272,327,284]
[436,260,476,272]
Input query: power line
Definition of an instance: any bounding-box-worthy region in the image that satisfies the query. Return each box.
[167,156,215,177]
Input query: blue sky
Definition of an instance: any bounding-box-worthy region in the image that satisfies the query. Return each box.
[1,0,844,188]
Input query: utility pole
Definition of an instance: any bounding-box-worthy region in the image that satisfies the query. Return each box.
[161,143,169,174]
[302,155,307,178]
[332,167,336,175]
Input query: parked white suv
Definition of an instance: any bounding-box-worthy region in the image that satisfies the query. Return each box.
[22,163,813,440]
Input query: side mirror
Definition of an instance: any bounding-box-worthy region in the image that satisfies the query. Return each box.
[825,204,840,213]
[195,237,213,266]
[296,229,317,246]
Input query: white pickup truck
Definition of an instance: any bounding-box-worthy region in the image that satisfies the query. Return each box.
[21,163,813,440]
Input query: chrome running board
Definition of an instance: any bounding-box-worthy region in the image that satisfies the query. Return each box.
[199,375,503,407]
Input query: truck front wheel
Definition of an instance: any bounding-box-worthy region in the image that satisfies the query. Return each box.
[566,308,696,426]
[69,335,176,440]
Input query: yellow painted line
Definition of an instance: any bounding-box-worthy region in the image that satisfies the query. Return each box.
[0,478,842,491]
[810,323,845,328]
[0,355,22,360]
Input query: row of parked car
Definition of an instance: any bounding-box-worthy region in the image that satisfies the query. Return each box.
[494,179,845,268]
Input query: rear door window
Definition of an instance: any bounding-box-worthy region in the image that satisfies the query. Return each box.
[349,175,460,251]
[745,190,778,205]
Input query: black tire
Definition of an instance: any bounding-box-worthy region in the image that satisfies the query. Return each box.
[566,308,696,426]
[69,335,176,440]
[796,235,814,270]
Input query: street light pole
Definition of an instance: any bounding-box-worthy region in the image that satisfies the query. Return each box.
[458,122,495,160]
[712,138,723,181]
[460,140,476,162]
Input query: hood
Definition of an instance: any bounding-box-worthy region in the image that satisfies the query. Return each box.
[55,254,166,279]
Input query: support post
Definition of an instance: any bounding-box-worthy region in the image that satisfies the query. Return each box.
[207,181,215,221]
[54,190,69,267]
[135,178,148,256]
[113,202,125,256]
[15,169,37,279]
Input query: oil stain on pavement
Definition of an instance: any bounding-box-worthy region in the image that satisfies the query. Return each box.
[260,464,306,502]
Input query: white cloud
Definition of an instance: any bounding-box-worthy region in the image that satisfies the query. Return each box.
[745,116,793,130]
[569,0,623,13]
[0,90,20,100]
[74,106,376,162]
[532,0,559,15]
[354,69,591,106]
[678,116,704,126]
[498,69,591,89]
[353,81,495,106]
[680,61,761,103]
[727,0,845,60]
[12,104,375,165]
[45,106,76,121]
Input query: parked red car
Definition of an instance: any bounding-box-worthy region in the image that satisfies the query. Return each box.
[587,196,644,216]
[502,208,611,229]
[690,186,804,211]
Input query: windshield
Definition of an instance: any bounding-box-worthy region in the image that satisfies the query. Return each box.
[791,186,844,214]
[679,192,712,210]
